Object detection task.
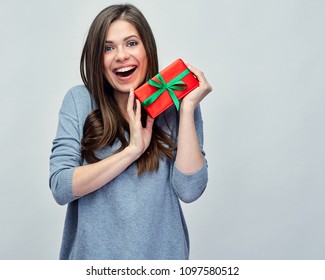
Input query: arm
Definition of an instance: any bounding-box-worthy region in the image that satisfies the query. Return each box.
[175,64,212,173]
[50,88,153,204]
[171,64,212,203]
[72,89,153,197]
[72,146,139,197]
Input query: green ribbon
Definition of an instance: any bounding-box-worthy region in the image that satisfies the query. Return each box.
[141,68,190,110]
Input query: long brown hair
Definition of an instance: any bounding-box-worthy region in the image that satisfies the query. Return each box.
[80,4,175,174]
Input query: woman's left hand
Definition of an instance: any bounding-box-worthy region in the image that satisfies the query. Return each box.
[181,63,212,111]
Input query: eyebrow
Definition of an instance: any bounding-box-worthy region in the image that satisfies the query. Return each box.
[105,35,141,44]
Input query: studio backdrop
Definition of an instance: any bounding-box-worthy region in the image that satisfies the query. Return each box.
[0,0,324,259]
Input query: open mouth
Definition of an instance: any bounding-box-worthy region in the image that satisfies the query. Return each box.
[114,66,137,78]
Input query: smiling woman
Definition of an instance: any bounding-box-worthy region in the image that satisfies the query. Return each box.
[49,3,212,260]
[103,20,148,96]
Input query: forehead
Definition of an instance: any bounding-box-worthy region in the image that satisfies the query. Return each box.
[106,19,139,41]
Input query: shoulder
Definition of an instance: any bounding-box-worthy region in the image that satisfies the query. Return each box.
[63,85,93,106]
[60,85,96,115]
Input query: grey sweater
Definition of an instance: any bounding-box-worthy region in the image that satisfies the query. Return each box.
[49,85,208,260]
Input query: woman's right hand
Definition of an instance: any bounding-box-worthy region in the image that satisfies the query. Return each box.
[70,89,153,198]
[127,88,154,158]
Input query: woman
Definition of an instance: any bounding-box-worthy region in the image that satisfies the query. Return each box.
[50,4,212,260]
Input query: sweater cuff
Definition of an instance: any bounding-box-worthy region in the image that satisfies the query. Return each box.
[51,168,77,205]
[172,162,208,203]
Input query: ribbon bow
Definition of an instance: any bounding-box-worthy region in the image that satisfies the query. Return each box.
[141,68,190,110]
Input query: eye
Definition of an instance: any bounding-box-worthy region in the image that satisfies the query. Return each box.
[104,45,114,52]
[127,41,138,47]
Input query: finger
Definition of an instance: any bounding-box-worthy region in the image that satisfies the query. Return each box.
[135,99,141,121]
[187,63,206,82]
[187,63,212,94]
[187,63,202,76]
[127,88,135,117]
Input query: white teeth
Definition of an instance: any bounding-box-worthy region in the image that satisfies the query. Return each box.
[115,66,136,73]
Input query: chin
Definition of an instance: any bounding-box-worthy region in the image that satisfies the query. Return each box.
[115,87,130,94]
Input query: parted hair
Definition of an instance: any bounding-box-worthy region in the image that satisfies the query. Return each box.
[80,4,175,174]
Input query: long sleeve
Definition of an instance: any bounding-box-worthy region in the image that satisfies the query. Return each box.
[171,105,208,203]
[49,86,92,205]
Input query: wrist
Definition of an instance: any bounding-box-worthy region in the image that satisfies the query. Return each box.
[124,145,142,161]
[180,101,195,115]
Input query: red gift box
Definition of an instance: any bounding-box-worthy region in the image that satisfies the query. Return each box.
[134,58,199,118]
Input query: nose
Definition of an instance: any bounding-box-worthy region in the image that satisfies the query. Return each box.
[114,47,129,62]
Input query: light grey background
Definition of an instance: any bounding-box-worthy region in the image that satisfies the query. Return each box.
[0,0,324,259]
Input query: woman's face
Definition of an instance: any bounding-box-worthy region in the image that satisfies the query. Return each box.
[103,19,148,95]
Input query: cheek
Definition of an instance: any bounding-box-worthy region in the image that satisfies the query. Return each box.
[140,55,148,73]
[137,46,148,67]
[103,56,110,71]
[103,52,116,69]
[103,56,114,79]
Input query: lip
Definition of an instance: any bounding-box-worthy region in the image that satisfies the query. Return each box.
[113,65,137,73]
[113,64,138,82]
